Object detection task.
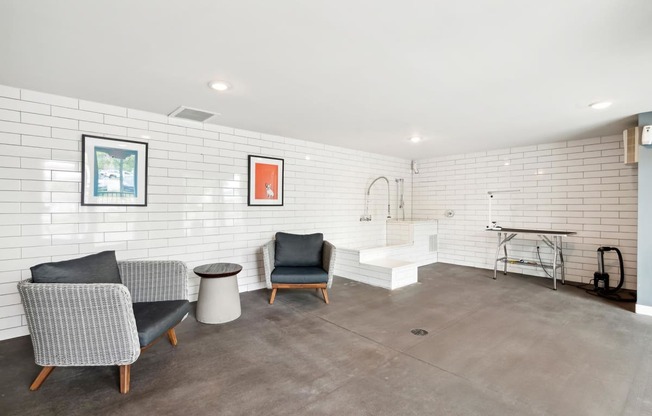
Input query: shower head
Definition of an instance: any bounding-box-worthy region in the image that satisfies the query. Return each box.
[411,160,419,174]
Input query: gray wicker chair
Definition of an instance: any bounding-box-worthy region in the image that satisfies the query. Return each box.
[262,233,336,305]
[18,260,189,394]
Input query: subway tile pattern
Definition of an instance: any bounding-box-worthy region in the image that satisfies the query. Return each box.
[0,85,411,340]
[413,136,638,290]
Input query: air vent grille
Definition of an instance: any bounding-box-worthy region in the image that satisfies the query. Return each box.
[169,106,217,123]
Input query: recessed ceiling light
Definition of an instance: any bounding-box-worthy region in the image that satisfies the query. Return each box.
[208,81,232,92]
[409,136,422,143]
[589,101,612,110]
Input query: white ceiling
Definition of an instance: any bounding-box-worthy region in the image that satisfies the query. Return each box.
[1,1,651,159]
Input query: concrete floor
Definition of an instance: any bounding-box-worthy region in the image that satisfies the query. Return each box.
[1,263,652,416]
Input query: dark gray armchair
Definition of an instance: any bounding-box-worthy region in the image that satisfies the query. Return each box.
[18,251,190,394]
[262,232,336,304]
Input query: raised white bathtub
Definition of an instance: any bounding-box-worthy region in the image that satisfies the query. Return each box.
[335,220,438,289]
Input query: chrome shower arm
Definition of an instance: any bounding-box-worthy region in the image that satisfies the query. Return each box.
[366,176,391,219]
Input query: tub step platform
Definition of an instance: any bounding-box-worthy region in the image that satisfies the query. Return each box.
[336,247,437,290]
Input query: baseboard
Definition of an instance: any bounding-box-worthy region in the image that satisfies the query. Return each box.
[635,303,652,316]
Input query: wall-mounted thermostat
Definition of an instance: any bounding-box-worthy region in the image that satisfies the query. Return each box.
[642,125,652,146]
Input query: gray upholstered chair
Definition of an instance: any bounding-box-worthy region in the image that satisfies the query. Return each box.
[262,232,336,304]
[18,252,190,394]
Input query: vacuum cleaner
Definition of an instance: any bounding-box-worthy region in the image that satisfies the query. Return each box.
[547,245,635,302]
[593,246,624,294]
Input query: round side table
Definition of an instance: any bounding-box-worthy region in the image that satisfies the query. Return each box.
[194,263,243,324]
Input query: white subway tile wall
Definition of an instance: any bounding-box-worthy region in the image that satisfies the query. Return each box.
[0,83,640,340]
[413,135,638,290]
[0,85,411,340]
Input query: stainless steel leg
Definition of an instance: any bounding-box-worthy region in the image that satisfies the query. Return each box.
[560,237,565,284]
[503,243,508,275]
[493,232,501,279]
[552,236,558,290]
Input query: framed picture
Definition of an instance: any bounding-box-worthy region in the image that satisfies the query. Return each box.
[81,134,148,206]
[248,155,284,206]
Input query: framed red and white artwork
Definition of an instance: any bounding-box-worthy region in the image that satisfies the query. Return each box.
[247,155,284,206]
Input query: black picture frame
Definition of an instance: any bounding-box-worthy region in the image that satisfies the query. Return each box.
[247,155,284,206]
[81,134,148,206]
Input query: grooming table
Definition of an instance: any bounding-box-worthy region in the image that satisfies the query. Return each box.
[486,228,577,290]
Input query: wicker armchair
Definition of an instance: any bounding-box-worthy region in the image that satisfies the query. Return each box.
[18,260,189,394]
[262,232,336,304]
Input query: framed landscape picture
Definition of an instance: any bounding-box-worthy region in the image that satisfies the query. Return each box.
[81,135,148,206]
[248,155,284,206]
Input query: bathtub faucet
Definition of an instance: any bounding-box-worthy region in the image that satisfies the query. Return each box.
[361,176,391,221]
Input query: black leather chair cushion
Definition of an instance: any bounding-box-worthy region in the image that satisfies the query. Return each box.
[30,251,122,284]
[271,267,328,284]
[274,232,323,267]
[132,300,191,347]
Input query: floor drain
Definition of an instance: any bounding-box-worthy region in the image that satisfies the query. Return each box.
[411,328,428,336]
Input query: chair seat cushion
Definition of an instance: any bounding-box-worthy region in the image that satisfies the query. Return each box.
[271,266,328,284]
[132,300,191,347]
[30,251,122,284]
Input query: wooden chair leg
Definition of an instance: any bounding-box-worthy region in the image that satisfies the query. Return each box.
[29,366,55,391]
[269,288,278,305]
[119,365,131,394]
[321,288,330,304]
[167,328,178,346]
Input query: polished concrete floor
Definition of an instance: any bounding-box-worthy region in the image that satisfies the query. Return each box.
[1,263,652,416]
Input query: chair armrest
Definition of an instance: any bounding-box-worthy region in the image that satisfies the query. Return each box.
[118,260,188,302]
[17,280,140,367]
[262,241,275,289]
[323,241,336,288]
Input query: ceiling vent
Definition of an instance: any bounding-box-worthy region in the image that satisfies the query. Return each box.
[169,106,219,123]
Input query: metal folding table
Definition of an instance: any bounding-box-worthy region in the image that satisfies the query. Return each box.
[486,228,577,290]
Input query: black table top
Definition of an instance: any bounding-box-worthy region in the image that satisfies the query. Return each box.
[194,263,243,278]
[486,228,577,236]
